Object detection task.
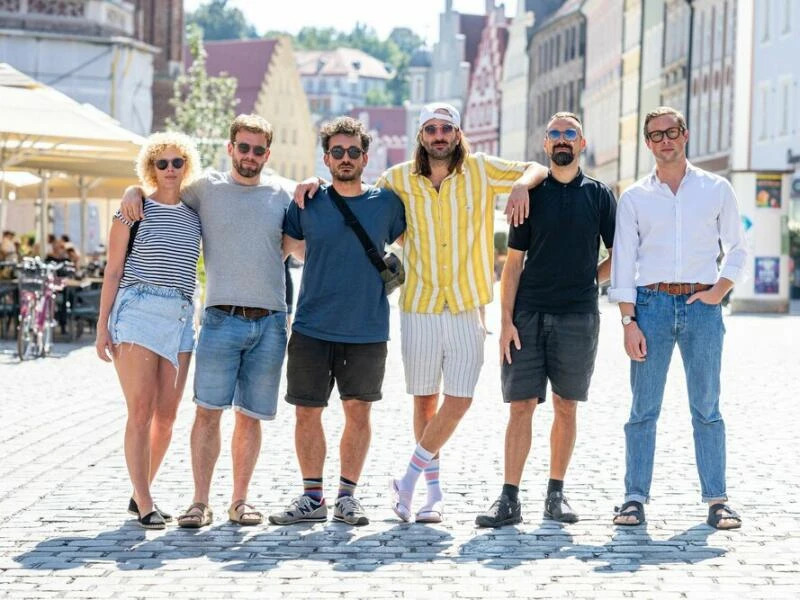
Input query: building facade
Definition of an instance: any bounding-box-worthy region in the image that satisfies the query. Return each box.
[348,106,407,184]
[526,0,586,165]
[296,47,392,121]
[618,0,642,192]
[581,0,623,190]
[463,1,509,155]
[203,38,316,182]
[0,0,156,135]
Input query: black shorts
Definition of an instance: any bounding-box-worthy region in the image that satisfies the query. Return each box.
[285,331,388,407]
[501,311,600,403]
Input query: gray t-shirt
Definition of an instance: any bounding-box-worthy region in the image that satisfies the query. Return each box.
[182,170,291,311]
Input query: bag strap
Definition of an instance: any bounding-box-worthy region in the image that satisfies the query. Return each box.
[125,195,145,257]
[326,185,389,274]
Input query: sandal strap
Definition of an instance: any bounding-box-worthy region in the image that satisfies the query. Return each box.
[615,500,643,514]
[179,502,209,519]
[709,503,740,519]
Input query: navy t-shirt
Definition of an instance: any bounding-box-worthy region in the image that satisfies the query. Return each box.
[508,169,616,314]
[283,185,406,343]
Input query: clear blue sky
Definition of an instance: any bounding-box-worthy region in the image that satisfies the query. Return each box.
[182,0,520,45]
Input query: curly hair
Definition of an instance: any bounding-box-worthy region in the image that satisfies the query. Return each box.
[319,117,371,153]
[135,131,202,193]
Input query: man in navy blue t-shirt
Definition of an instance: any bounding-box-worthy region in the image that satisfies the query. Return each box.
[270,117,406,527]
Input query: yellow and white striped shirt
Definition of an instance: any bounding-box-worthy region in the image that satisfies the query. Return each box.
[377,153,529,314]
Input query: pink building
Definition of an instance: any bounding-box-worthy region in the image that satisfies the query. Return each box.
[463,1,510,155]
[348,107,408,183]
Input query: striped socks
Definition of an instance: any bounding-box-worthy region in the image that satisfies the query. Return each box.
[424,458,443,502]
[303,477,324,503]
[398,444,435,492]
[337,476,357,499]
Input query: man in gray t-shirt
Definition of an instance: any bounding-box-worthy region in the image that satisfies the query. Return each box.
[121,114,293,528]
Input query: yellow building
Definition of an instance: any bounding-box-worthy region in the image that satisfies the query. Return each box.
[204,37,316,181]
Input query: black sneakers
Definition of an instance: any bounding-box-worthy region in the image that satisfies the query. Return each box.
[543,490,579,523]
[475,494,522,528]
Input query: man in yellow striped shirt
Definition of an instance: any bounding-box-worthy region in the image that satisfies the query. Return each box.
[293,102,547,523]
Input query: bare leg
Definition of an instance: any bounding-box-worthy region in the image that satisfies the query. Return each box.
[295,406,326,480]
[231,411,262,503]
[190,406,222,505]
[148,352,191,484]
[340,400,372,484]
[550,394,578,480]
[113,343,160,516]
[417,394,472,456]
[504,399,538,486]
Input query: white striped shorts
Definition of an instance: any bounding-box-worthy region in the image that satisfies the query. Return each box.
[400,308,486,398]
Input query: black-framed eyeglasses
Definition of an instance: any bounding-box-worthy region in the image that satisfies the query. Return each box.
[546,128,579,141]
[423,123,455,135]
[236,142,268,156]
[327,146,364,160]
[154,158,185,170]
[646,126,684,142]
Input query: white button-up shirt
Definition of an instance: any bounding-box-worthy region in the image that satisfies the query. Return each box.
[608,162,747,304]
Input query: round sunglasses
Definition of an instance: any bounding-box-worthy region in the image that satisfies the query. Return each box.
[546,128,579,141]
[236,142,268,156]
[327,146,364,160]
[154,158,185,170]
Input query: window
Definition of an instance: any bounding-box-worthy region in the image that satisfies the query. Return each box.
[780,80,791,135]
[760,85,769,140]
[762,0,770,42]
[783,0,791,34]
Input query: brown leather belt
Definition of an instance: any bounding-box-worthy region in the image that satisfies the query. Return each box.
[213,305,274,319]
[644,282,712,295]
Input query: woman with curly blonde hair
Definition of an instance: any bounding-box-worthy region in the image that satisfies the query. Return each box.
[95,131,203,529]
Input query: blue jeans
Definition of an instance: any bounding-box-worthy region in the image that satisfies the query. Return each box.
[194,307,288,421]
[624,286,727,503]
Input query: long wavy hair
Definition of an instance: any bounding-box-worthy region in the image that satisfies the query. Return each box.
[412,129,471,177]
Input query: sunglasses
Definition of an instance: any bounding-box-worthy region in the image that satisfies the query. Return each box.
[236,142,268,156]
[154,158,185,170]
[646,126,684,142]
[546,129,579,141]
[328,146,364,160]
[423,124,455,135]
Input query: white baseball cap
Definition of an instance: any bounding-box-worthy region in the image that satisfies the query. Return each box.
[418,102,461,130]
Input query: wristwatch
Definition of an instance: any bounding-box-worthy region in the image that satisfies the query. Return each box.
[621,315,637,326]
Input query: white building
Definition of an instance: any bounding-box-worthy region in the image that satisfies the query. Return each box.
[499,1,535,161]
[0,0,156,136]
[296,47,393,120]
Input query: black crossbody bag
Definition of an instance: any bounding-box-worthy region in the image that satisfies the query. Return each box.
[125,195,145,257]
[326,186,404,295]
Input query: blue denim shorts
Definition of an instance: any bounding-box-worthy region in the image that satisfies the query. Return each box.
[193,306,288,421]
[109,283,195,368]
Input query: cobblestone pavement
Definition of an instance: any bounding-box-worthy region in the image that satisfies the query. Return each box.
[0,290,798,599]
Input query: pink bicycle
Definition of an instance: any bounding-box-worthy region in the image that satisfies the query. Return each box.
[16,257,70,360]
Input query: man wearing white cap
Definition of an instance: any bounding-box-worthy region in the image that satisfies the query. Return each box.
[295,102,547,523]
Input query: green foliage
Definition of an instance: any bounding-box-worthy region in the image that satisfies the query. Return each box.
[165,25,238,168]
[365,88,393,107]
[494,231,508,255]
[186,0,258,40]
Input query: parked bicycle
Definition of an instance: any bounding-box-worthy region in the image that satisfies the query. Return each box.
[16,257,73,360]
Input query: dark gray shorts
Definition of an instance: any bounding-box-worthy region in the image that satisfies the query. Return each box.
[285,331,387,408]
[501,311,600,403]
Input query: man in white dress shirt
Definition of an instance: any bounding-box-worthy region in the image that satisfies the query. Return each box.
[608,106,746,530]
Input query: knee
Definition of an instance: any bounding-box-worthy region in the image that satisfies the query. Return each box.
[509,399,537,420]
[415,394,438,412]
[552,395,578,422]
[445,396,472,418]
[194,406,222,429]
[296,406,323,427]
[127,402,154,430]
[343,401,372,428]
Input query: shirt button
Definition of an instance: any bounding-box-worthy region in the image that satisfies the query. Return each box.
[442,243,447,247]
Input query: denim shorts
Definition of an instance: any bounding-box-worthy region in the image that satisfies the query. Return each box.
[193,306,288,421]
[109,283,195,369]
[501,311,600,403]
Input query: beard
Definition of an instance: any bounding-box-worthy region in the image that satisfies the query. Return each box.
[423,139,457,161]
[333,163,363,182]
[550,146,575,167]
[233,157,263,179]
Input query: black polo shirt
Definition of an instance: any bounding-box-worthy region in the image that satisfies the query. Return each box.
[508,169,616,314]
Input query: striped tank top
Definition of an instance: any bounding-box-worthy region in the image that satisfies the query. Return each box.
[115,198,202,299]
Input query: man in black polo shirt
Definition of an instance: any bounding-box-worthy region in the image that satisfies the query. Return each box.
[476,112,616,527]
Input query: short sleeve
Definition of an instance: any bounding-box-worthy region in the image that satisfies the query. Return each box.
[283,201,304,240]
[599,185,617,249]
[507,213,531,252]
[113,210,134,228]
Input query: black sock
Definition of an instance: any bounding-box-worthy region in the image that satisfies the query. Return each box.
[547,479,563,495]
[502,483,519,503]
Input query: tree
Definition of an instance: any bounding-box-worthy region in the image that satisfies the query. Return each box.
[365,88,393,107]
[186,0,259,41]
[165,25,238,167]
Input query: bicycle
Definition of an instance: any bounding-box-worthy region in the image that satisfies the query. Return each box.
[16,257,72,360]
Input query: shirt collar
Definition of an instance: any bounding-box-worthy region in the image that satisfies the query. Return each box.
[647,160,697,188]
[547,168,583,188]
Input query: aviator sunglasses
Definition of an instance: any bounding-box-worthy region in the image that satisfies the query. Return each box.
[236,142,268,156]
[155,157,185,170]
[328,146,364,160]
[423,123,455,135]
[546,128,579,141]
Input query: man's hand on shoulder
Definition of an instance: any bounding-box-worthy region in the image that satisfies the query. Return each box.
[293,177,325,209]
[505,184,530,227]
[121,186,145,221]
